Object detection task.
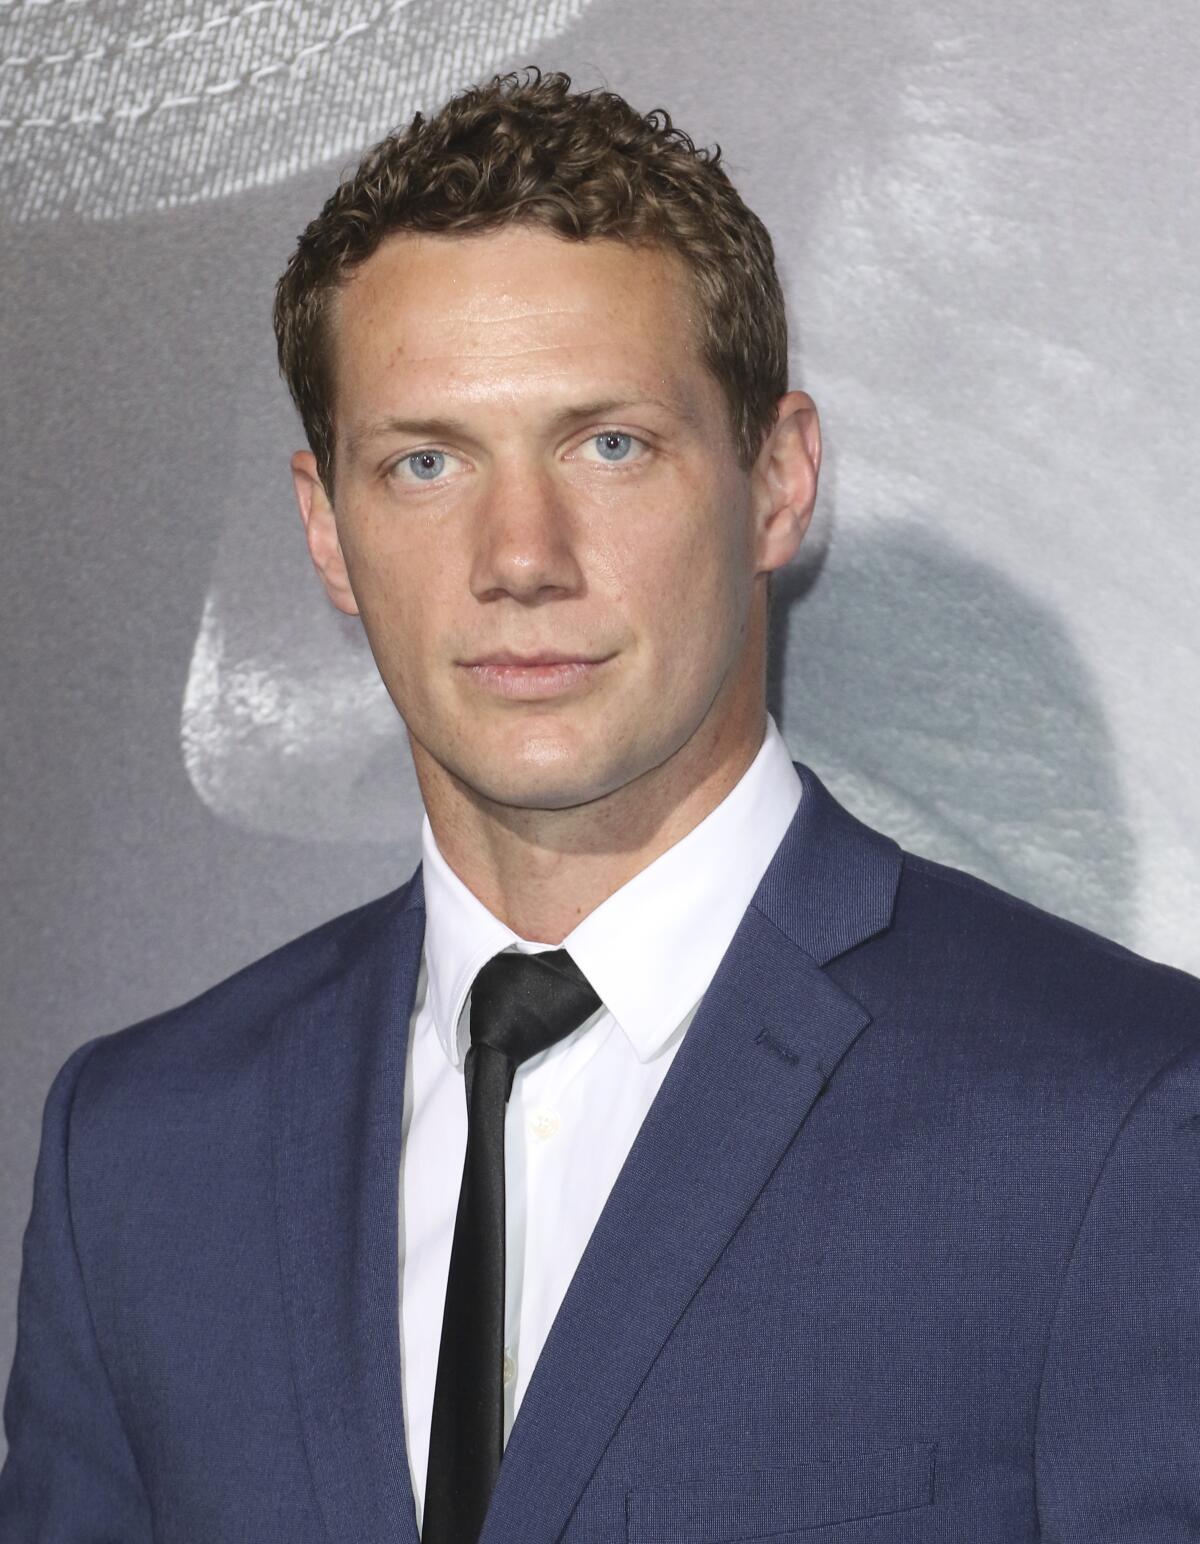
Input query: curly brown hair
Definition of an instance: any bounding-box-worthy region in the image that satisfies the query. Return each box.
[273,68,788,495]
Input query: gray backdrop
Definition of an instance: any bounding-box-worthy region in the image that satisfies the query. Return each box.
[3,0,1198,1448]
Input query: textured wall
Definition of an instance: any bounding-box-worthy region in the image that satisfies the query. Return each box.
[2,0,1198,1447]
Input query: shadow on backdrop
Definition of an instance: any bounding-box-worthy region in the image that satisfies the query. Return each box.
[768,514,1136,946]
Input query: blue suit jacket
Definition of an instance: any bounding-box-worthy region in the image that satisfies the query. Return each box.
[3,763,1199,1542]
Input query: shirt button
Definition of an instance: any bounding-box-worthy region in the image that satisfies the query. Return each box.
[502,1351,516,1386]
[529,1110,560,1142]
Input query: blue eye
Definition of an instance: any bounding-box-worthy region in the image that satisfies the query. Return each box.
[594,432,634,462]
[405,450,446,481]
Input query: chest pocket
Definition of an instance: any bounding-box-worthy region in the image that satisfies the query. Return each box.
[625,1442,936,1542]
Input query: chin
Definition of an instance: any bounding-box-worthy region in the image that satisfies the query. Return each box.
[472,760,617,813]
[453,726,627,811]
[414,700,680,814]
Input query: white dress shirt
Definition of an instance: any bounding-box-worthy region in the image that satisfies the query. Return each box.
[399,716,802,1525]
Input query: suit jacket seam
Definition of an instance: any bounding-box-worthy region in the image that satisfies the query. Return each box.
[1030,1028,1200,1528]
[65,1036,157,1523]
[266,1023,344,1544]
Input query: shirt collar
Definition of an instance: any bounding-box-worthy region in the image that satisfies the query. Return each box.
[420,715,802,1067]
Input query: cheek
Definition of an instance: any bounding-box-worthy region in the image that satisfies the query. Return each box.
[604,514,750,669]
[658,487,754,605]
[341,531,448,683]
[341,506,437,611]
[595,473,747,590]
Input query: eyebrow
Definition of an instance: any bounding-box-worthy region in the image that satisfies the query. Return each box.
[344,395,698,460]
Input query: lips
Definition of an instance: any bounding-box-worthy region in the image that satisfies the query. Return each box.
[462,651,603,667]
[458,653,612,700]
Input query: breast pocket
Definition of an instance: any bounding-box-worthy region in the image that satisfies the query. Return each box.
[625,1442,937,1543]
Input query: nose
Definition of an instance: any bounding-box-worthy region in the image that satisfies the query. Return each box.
[468,461,585,605]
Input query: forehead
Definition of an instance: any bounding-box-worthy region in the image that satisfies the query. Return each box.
[326,226,714,415]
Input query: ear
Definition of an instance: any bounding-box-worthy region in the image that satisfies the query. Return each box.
[750,390,822,575]
[291,450,360,616]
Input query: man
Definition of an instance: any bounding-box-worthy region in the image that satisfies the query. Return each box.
[2,67,1198,1544]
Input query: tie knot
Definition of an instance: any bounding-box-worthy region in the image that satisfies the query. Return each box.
[468,948,601,1084]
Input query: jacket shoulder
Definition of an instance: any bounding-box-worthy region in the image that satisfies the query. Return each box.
[66,872,423,1106]
[901,848,1193,978]
[873,849,1200,1075]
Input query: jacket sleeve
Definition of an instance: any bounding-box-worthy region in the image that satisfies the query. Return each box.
[1035,1033,1200,1541]
[0,1041,153,1541]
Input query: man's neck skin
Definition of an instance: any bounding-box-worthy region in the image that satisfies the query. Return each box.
[411,643,769,947]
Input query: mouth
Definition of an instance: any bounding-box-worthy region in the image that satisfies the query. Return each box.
[458,652,613,701]
[464,651,600,666]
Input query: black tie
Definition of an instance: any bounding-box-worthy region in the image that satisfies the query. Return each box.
[422,948,601,1544]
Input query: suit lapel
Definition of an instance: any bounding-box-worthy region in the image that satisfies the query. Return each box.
[482,763,902,1544]
[270,876,426,1544]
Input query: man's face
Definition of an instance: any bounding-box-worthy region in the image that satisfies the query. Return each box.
[296,225,813,817]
